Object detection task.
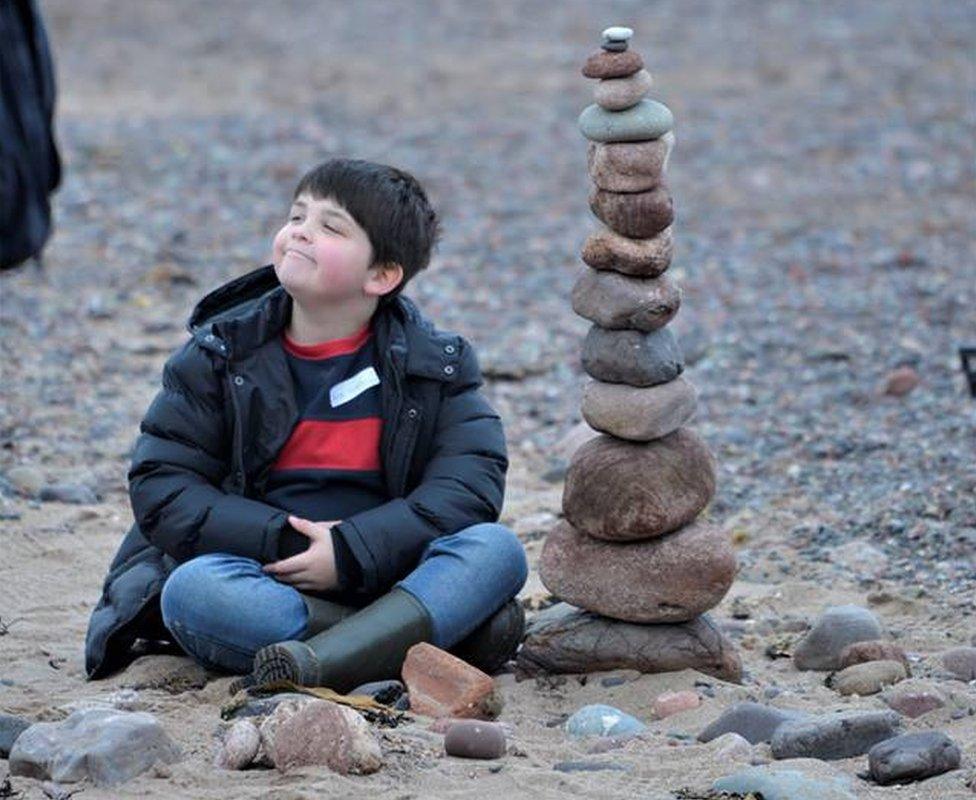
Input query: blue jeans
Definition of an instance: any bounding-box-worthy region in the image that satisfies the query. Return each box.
[159,522,528,673]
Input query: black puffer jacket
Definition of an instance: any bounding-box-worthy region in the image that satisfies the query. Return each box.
[84,264,508,678]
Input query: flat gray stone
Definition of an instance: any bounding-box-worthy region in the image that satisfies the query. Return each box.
[868,731,962,785]
[8,708,181,787]
[516,603,742,683]
[793,605,883,671]
[698,702,808,745]
[578,99,673,143]
[770,710,902,761]
[582,325,684,386]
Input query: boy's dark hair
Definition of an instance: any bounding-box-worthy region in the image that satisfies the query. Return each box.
[292,158,441,303]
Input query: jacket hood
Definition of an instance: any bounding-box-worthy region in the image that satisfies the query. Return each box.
[186,264,462,382]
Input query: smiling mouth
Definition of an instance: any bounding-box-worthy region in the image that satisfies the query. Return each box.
[285,249,315,263]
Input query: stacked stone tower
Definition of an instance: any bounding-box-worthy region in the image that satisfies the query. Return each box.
[525,27,740,681]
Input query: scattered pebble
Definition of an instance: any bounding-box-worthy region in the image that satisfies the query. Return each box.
[882,366,921,397]
[402,643,500,720]
[8,708,181,786]
[443,720,507,759]
[868,731,961,785]
[38,482,99,505]
[0,713,31,758]
[564,704,646,738]
[214,719,261,770]
[941,646,976,681]
[698,702,807,745]
[770,710,902,760]
[828,659,907,696]
[713,764,857,800]
[651,690,700,719]
[792,605,883,671]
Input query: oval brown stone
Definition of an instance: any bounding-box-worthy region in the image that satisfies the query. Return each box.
[582,49,644,79]
[838,640,912,675]
[589,185,674,238]
[587,131,673,193]
[581,226,674,277]
[539,519,736,623]
[571,265,681,331]
[563,429,716,541]
[581,376,697,441]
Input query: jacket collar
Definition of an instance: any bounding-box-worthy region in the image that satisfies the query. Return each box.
[187,264,460,382]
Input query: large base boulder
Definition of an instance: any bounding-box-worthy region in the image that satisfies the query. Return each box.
[563,429,716,541]
[515,603,741,683]
[540,519,736,623]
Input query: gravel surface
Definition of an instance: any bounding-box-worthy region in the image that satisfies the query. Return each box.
[2,2,974,594]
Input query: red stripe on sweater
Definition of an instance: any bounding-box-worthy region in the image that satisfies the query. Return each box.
[272,417,382,471]
[281,322,372,360]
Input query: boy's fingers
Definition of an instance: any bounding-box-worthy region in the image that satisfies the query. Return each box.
[264,553,310,574]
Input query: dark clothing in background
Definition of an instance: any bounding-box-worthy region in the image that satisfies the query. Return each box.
[0,0,61,269]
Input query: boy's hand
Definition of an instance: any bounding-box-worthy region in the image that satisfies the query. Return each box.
[263,515,341,592]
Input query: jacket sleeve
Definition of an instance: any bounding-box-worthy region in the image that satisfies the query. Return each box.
[332,338,508,595]
[127,336,292,563]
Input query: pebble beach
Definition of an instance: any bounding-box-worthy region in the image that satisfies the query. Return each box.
[1,1,974,797]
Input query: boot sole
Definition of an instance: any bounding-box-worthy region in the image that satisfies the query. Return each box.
[228,641,320,694]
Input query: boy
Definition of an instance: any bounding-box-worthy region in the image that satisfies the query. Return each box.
[85,159,528,693]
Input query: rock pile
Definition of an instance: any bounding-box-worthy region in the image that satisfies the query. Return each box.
[518,26,739,682]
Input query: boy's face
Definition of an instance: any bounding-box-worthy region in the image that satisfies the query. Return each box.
[272,193,398,308]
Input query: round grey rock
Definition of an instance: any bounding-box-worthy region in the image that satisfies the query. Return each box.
[792,605,883,671]
[698,702,808,745]
[867,731,961,785]
[578,99,673,143]
[582,325,684,386]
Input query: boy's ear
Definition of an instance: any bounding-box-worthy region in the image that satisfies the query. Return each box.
[368,261,404,297]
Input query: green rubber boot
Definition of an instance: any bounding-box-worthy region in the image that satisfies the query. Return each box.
[245,587,434,693]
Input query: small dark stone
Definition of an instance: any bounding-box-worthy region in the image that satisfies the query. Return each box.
[0,713,31,758]
[444,720,507,759]
[38,483,99,505]
[868,731,961,785]
[350,680,405,706]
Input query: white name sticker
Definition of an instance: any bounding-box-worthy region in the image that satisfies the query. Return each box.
[330,366,380,408]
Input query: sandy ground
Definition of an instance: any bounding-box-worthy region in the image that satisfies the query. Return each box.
[2,1,975,797]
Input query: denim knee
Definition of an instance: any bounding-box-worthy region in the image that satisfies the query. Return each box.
[160,553,307,659]
[454,522,529,591]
